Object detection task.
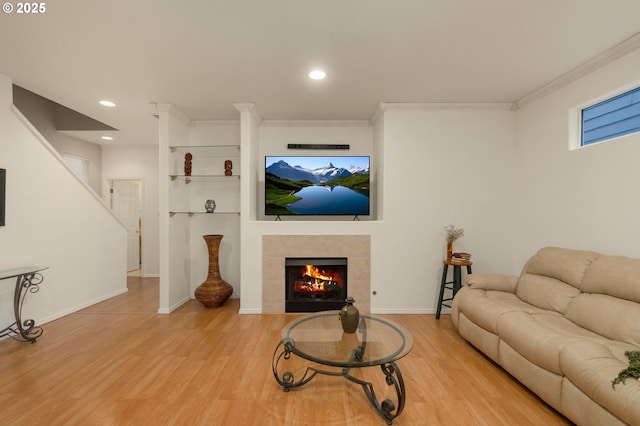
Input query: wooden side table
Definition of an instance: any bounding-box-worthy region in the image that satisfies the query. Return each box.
[436,259,472,320]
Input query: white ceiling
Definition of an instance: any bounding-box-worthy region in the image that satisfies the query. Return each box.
[1,0,640,146]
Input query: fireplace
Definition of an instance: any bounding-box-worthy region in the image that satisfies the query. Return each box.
[285,257,347,312]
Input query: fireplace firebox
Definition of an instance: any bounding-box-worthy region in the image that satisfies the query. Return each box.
[285,257,347,312]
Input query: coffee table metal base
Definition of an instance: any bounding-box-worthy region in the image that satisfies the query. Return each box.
[272,339,406,425]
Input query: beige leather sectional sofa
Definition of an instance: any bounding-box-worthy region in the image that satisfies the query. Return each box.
[451,247,640,425]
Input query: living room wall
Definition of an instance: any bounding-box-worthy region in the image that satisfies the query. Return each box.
[375,104,517,311]
[0,74,127,329]
[102,145,160,277]
[238,107,517,313]
[12,86,103,195]
[513,49,640,265]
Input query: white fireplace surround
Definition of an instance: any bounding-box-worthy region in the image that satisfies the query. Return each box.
[262,235,371,313]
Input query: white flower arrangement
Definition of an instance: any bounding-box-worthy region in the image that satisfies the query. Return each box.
[444,225,464,243]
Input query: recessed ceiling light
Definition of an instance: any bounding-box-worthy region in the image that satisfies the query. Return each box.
[101,136,114,141]
[99,100,116,107]
[308,70,326,80]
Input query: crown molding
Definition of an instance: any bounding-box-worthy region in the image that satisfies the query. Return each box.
[380,102,513,111]
[261,120,371,127]
[190,119,240,127]
[369,102,386,124]
[233,102,262,124]
[153,102,191,125]
[514,31,640,110]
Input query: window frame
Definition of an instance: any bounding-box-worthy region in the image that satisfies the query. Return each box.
[62,153,90,185]
[570,81,640,150]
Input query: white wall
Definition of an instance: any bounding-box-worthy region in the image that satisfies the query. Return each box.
[102,145,160,277]
[157,104,197,313]
[238,104,262,313]
[377,105,517,311]
[12,86,103,195]
[513,49,640,265]
[0,74,127,330]
[236,110,516,313]
[158,50,640,315]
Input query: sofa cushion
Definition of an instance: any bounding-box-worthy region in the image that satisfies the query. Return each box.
[522,246,601,288]
[565,293,640,347]
[498,341,564,411]
[560,340,640,426]
[561,379,628,426]
[581,255,640,303]
[455,286,540,334]
[457,313,501,363]
[497,310,605,374]
[515,273,580,314]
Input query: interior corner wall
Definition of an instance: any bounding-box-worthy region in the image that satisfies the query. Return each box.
[237,112,516,314]
[239,108,262,313]
[377,106,517,311]
[372,113,384,220]
[0,74,127,329]
[512,48,640,264]
[102,145,160,277]
[158,104,192,313]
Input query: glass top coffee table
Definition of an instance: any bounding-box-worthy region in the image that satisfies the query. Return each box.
[272,311,413,424]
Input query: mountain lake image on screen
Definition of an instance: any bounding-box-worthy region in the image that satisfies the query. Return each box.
[265,156,370,216]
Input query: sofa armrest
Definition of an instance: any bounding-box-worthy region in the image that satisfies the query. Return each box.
[466,273,518,293]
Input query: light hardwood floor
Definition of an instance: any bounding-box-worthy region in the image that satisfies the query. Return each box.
[0,276,573,425]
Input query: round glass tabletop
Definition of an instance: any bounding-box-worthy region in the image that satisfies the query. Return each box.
[281,311,413,368]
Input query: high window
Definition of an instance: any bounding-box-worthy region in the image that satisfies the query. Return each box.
[63,153,90,185]
[581,86,640,146]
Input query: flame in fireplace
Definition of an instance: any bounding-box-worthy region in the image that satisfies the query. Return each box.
[291,264,342,294]
[304,264,334,282]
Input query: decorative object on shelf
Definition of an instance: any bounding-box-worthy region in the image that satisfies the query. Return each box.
[339,296,360,333]
[225,160,233,176]
[205,199,216,213]
[195,234,234,308]
[184,153,192,176]
[444,225,464,261]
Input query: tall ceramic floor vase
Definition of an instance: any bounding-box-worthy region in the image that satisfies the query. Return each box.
[195,234,233,308]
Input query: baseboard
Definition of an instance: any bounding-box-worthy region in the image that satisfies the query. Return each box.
[157,295,190,314]
[371,308,434,314]
[37,287,129,325]
[239,308,262,314]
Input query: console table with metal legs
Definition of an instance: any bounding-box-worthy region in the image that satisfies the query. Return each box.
[0,266,48,343]
[436,259,472,319]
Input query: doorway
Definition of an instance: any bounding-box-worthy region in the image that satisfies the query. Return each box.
[109,179,142,273]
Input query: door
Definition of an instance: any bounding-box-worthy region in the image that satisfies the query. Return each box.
[110,180,141,272]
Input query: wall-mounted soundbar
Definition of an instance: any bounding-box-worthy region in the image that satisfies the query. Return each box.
[287,143,350,150]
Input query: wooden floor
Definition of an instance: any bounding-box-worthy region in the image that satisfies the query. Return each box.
[0,276,573,425]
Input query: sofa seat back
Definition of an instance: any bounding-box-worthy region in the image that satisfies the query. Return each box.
[515,247,601,314]
[565,254,640,346]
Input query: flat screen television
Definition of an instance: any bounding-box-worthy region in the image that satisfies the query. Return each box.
[265,156,370,216]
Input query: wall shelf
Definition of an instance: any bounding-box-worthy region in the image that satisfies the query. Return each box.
[169,144,241,215]
[169,211,240,217]
[169,145,240,157]
[170,174,240,183]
